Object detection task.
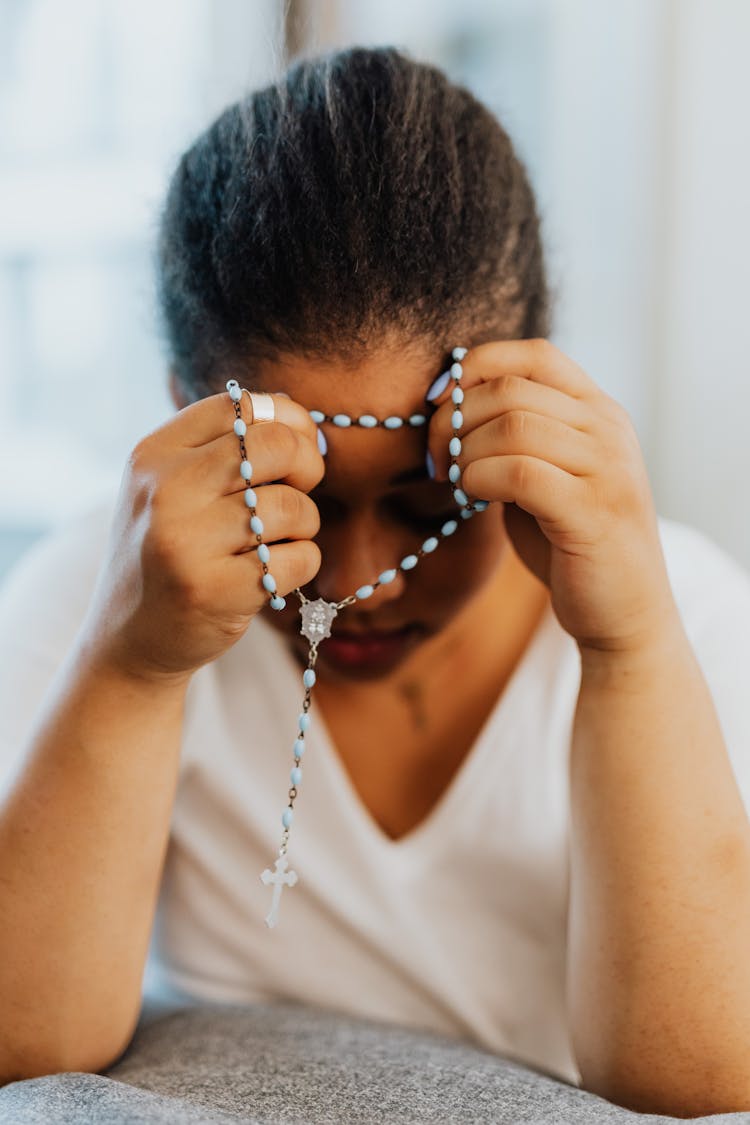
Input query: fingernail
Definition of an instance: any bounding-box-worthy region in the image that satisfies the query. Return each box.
[425,370,451,403]
[425,449,436,479]
[316,425,328,456]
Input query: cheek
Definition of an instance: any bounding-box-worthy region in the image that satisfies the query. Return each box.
[415,508,510,611]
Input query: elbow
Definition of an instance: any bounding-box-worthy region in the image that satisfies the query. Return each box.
[0,1019,138,1087]
[577,1051,750,1118]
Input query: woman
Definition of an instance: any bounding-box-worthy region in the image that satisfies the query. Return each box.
[2,46,750,1116]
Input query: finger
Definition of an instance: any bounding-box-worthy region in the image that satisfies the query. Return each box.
[428,371,592,479]
[218,538,322,611]
[462,454,581,528]
[211,484,321,554]
[191,420,326,497]
[153,386,319,451]
[430,338,599,408]
[457,412,597,493]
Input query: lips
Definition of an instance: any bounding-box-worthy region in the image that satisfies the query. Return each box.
[320,624,421,670]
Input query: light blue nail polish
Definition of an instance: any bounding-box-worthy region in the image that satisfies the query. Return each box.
[317,426,328,456]
[425,370,451,402]
[425,449,436,479]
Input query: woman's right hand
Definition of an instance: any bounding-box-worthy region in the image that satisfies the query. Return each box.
[82,388,324,684]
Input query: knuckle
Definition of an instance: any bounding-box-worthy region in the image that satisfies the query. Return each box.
[296,540,322,585]
[529,336,552,357]
[493,374,519,402]
[256,421,298,473]
[508,455,533,492]
[498,409,528,438]
[303,493,321,536]
[276,484,304,523]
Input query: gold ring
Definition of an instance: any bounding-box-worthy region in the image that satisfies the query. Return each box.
[245,390,276,424]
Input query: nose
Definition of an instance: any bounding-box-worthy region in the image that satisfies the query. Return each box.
[311,508,410,608]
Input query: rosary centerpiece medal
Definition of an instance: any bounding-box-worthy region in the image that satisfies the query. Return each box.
[299,598,339,644]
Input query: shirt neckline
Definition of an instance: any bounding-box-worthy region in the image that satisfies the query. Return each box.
[253,597,557,865]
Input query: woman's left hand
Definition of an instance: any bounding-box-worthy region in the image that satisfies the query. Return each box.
[427,338,680,655]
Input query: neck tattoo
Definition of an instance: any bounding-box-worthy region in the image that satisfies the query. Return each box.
[226,345,490,928]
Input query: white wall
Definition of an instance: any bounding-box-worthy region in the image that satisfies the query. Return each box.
[651,0,750,567]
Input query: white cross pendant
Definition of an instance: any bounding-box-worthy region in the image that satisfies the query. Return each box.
[260,854,298,928]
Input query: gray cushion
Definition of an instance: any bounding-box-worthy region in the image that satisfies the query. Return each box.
[1,999,749,1123]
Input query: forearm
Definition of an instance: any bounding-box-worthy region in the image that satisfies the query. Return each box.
[567,611,750,1116]
[0,629,189,1082]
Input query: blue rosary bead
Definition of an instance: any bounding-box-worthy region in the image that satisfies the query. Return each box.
[451,386,464,405]
[400,554,418,570]
[228,384,242,403]
[298,714,311,732]
[358,414,378,427]
[294,738,306,757]
[282,808,294,828]
[244,488,257,508]
[441,519,458,536]
[332,414,351,427]
[449,436,462,457]
[452,346,468,360]
[291,766,302,786]
[240,460,253,480]
[451,409,464,430]
[356,584,374,599]
[303,669,316,689]
[448,463,461,483]
[250,515,264,535]
[473,500,490,511]
[262,573,277,593]
[270,595,286,610]
[257,543,270,563]
[450,362,463,380]
[384,416,403,429]
[378,568,397,584]
[460,507,474,520]
[234,418,247,438]
[422,537,439,553]
[454,488,468,506]
[409,414,426,426]
[309,410,325,424]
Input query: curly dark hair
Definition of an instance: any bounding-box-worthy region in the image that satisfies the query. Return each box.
[155,44,554,400]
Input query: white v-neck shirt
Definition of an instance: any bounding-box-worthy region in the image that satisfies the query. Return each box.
[2,489,750,1087]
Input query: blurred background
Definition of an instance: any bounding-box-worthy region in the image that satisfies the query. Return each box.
[0,0,748,581]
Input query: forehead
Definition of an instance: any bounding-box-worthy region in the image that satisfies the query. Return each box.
[250,343,444,495]
[253,339,441,416]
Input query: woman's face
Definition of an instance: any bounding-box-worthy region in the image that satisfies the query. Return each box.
[222,339,513,684]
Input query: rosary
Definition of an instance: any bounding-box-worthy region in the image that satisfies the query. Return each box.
[226,346,489,928]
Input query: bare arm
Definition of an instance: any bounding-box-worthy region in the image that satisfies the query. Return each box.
[0,388,323,1084]
[567,616,750,1116]
[0,629,190,1083]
